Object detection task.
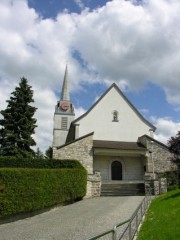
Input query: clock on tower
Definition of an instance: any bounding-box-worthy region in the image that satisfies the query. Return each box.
[60,102,69,111]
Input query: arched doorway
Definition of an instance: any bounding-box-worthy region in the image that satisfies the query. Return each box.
[111,161,122,180]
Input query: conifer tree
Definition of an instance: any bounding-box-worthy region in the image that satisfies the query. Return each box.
[45,146,53,158]
[0,77,37,157]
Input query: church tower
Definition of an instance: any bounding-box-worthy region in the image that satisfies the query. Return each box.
[53,66,75,147]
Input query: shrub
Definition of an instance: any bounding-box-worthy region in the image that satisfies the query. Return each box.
[0,156,83,169]
[158,171,180,191]
[0,168,87,217]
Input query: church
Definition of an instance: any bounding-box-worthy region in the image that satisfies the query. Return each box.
[52,67,173,198]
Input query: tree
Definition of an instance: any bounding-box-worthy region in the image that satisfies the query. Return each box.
[35,148,44,158]
[45,146,53,158]
[168,131,180,187]
[0,77,37,157]
[168,131,180,163]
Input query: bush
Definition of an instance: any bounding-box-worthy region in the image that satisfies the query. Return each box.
[158,171,179,191]
[0,168,87,217]
[0,156,83,169]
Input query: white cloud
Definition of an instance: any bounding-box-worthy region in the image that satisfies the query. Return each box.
[153,117,180,145]
[1,0,180,151]
[33,87,57,151]
[71,0,180,102]
[74,106,86,118]
[1,0,180,95]
[74,0,85,10]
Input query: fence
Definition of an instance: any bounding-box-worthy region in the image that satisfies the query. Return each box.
[87,190,154,240]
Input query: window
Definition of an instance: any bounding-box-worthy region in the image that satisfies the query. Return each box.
[61,117,68,129]
[112,110,119,122]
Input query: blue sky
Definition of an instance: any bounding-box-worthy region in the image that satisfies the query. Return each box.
[0,0,180,151]
[28,0,109,17]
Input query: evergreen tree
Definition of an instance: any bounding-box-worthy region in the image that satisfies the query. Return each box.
[45,146,53,158]
[0,77,37,157]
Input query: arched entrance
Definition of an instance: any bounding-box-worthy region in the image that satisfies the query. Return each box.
[111,161,122,180]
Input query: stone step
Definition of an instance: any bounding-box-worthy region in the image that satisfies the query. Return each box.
[102,184,144,189]
[101,183,145,196]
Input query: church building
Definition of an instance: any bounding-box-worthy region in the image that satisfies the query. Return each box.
[53,67,174,198]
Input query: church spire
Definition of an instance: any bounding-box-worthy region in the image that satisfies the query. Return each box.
[53,64,75,147]
[61,65,70,101]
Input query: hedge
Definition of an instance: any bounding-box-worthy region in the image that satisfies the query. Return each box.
[0,168,87,217]
[0,156,83,169]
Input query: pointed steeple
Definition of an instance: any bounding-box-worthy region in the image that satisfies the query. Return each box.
[61,65,70,101]
[53,65,75,147]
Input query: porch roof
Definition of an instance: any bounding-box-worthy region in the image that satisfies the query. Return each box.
[93,140,146,150]
[93,140,147,156]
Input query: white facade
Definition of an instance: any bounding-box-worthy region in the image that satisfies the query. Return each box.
[74,85,154,142]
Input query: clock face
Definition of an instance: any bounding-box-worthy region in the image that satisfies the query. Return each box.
[60,102,69,111]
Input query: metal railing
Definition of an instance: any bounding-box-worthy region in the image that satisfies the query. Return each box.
[87,190,154,240]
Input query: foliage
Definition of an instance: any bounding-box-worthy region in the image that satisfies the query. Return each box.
[168,131,180,163]
[0,156,84,169]
[0,77,37,158]
[137,189,180,240]
[166,171,179,191]
[158,171,179,190]
[45,146,53,158]
[0,167,87,217]
[168,131,180,187]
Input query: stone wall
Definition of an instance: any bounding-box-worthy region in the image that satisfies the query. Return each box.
[139,135,176,173]
[151,143,175,173]
[53,133,94,174]
[145,174,167,195]
[86,172,101,198]
[53,133,102,198]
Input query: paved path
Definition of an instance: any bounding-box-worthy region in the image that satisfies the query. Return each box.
[0,196,144,240]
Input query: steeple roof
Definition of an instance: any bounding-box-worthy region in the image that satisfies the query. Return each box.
[61,65,70,101]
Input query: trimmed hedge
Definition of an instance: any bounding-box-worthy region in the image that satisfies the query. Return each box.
[0,157,83,169]
[0,168,87,217]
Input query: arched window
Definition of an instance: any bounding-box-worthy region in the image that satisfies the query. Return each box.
[112,110,119,122]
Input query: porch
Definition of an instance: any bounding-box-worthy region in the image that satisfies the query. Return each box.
[93,140,147,196]
[93,140,147,181]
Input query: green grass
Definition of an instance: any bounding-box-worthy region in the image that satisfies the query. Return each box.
[137,189,180,240]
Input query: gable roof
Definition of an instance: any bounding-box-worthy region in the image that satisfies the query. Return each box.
[72,83,156,130]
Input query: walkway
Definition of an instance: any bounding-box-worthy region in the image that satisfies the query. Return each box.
[0,196,144,240]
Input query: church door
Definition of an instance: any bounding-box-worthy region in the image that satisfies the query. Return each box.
[111,161,122,180]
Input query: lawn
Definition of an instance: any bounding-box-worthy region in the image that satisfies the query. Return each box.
[137,189,180,240]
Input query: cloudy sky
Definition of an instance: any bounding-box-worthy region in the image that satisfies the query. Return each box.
[0,0,180,152]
